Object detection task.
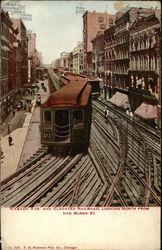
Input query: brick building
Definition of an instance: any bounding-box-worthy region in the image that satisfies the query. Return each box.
[128,8,161,127]
[1,10,12,122]
[104,25,115,99]
[114,7,154,93]
[83,10,115,74]
[13,29,21,90]
[91,31,104,92]
[12,18,28,87]
[27,32,36,83]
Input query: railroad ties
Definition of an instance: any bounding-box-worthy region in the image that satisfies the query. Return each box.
[92,99,161,206]
[1,149,108,207]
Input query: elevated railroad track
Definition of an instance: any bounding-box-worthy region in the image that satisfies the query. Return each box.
[92,100,161,206]
[94,99,160,154]
[1,99,160,207]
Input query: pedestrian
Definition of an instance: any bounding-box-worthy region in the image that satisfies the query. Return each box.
[8,123,11,134]
[29,105,31,112]
[104,107,107,119]
[129,111,133,119]
[104,107,109,121]
[126,109,129,115]
[39,96,41,103]
[13,110,15,117]
[20,99,24,109]
[105,108,109,119]
[0,148,4,159]
[8,136,13,146]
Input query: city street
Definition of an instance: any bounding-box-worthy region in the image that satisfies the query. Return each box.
[1,80,49,180]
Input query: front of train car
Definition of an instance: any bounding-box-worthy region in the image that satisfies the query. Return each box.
[40,80,92,154]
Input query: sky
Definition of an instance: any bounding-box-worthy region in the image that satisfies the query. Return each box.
[2,0,160,64]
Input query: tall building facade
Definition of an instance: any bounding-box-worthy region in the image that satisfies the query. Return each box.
[104,25,115,99]
[91,31,104,92]
[53,58,61,69]
[73,42,83,74]
[12,18,28,87]
[1,10,12,122]
[27,32,36,83]
[128,8,161,127]
[14,30,21,90]
[114,7,154,92]
[60,52,70,71]
[68,52,73,72]
[83,11,115,74]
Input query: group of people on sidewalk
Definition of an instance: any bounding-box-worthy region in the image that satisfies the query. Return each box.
[2,81,46,149]
[4,93,35,147]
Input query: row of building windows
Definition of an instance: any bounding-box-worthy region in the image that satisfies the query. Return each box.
[115,34,129,45]
[130,34,156,51]
[105,35,115,44]
[1,60,9,76]
[115,77,128,89]
[115,50,129,60]
[1,79,8,97]
[130,55,159,71]
[1,23,9,40]
[105,50,115,58]
[115,64,128,74]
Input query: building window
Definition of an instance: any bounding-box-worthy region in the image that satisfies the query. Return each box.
[109,18,114,26]
[100,24,105,30]
[98,17,104,22]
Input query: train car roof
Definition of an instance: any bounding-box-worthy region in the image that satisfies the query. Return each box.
[41,81,91,108]
[60,73,87,86]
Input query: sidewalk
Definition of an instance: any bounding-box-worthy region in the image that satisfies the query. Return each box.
[0,79,50,181]
[1,98,36,181]
[18,79,50,167]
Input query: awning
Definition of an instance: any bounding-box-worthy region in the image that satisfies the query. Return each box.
[109,92,128,107]
[134,102,157,119]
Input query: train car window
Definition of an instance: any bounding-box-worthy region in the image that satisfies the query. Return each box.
[43,110,52,124]
[73,110,83,127]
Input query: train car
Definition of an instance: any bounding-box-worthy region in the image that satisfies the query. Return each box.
[48,68,63,93]
[40,80,92,154]
[60,72,101,99]
[60,72,87,86]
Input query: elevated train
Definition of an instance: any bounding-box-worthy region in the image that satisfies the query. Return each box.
[59,71,101,99]
[40,78,92,154]
[48,69,101,97]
